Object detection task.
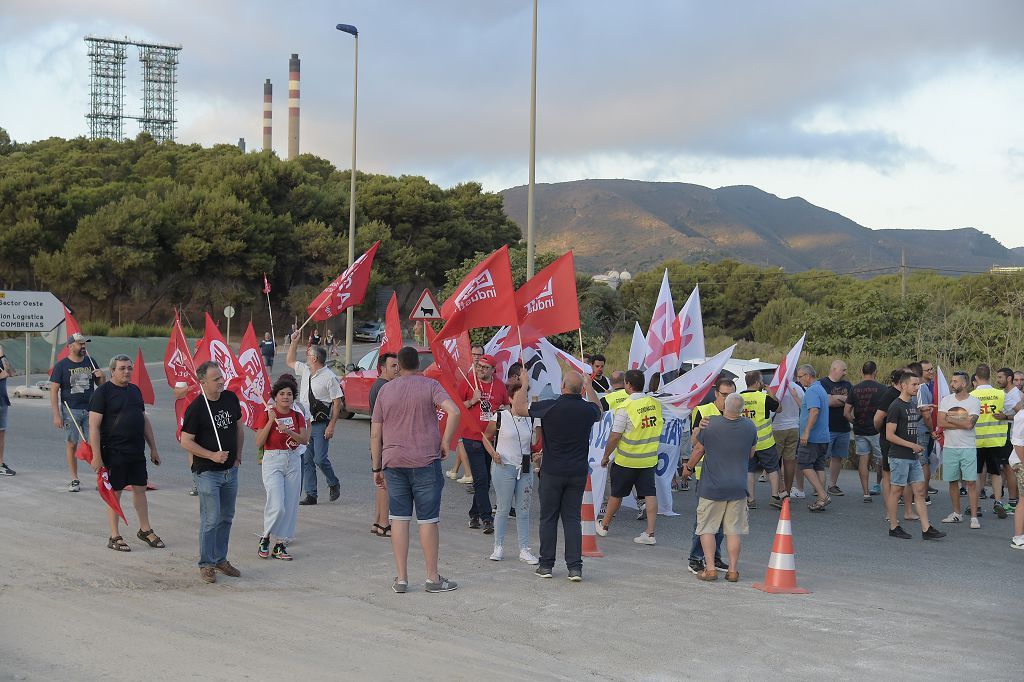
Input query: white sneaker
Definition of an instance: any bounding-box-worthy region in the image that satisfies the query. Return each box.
[941,512,962,523]
[489,546,504,561]
[1011,535,1024,550]
[68,479,81,493]
[595,520,609,537]
[519,548,539,565]
[633,531,656,545]
[445,469,458,480]
[456,475,474,484]
[789,487,806,499]
[970,517,981,529]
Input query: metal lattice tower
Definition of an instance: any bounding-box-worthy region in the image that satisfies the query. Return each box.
[85,36,182,142]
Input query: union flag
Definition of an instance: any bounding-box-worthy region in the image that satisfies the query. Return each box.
[515,251,579,347]
[306,241,381,322]
[436,245,517,341]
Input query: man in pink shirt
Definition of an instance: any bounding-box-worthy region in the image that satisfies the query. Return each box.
[371,347,461,594]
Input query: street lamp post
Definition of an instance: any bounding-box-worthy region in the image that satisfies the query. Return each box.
[336,23,359,367]
[526,0,538,279]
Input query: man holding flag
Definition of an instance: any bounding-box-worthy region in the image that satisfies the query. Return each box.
[50,332,105,493]
[287,331,342,505]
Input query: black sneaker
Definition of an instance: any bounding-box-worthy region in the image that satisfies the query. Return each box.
[258,535,271,559]
[889,525,912,539]
[567,568,582,582]
[299,495,317,505]
[0,462,15,476]
[328,484,340,502]
[687,559,705,575]
[980,489,989,499]
[995,502,1007,519]
[959,487,967,497]
[927,486,938,495]
[482,521,494,535]
[925,496,932,506]
[468,517,481,529]
[535,566,553,578]
[713,557,728,571]
[922,526,946,540]
[509,507,516,517]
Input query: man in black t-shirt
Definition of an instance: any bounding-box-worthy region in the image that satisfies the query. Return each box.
[88,354,162,552]
[818,360,854,497]
[851,361,885,499]
[259,332,276,370]
[180,361,244,584]
[884,370,945,541]
[512,366,602,581]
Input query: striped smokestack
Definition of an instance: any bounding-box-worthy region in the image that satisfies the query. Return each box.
[262,78,272,152]
[287,53,300,159]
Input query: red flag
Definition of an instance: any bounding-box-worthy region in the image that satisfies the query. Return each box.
[164,312,201,439]
[236,322,272,430]
[262,272,272,294]
[515,251,580,346]
[379,293,403,356]
[436,245,517,341]
[306,240,381,322]
[75,441,93,463]
[131,347,156,405]
[51,306,83,371]
[98,467,128,524]
[193,313,246,392]
[426,325,482,439]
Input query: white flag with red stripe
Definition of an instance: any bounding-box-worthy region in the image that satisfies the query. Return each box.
[628,321,648,370]
[644,269,676,373]
[669,284,705,365]
[767,333,806,402]
[657,344,737,418]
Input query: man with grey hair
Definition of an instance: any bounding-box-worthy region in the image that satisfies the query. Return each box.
[88,354,162,551]
[797,364,833,511]
[682,392,757,583]
[287,331,342,505]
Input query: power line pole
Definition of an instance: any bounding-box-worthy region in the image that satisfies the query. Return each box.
[900,248,907,300]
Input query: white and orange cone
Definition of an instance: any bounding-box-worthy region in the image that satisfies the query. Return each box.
[753,498,809,594]
[581,473,604,558]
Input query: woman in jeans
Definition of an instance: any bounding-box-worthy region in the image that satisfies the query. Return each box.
[483,383,541,565]
[255,375,310,560]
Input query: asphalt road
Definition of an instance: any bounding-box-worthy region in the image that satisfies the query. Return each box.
[1,360,1021,680]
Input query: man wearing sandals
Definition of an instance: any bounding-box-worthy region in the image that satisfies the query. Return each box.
[796,365,833,512]
[181,362,245,584]
[88,355,163,552]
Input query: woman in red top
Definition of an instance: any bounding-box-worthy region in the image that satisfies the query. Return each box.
[255,375,310,560]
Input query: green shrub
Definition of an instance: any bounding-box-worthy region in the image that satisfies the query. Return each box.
[80,320,111,336]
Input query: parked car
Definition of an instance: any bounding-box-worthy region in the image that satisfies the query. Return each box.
[340,347,434,417]
[353,321,385,342]
[12,381,51,399]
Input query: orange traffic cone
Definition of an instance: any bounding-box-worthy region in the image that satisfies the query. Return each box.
[753,498,809,594]
[581,473,604,558]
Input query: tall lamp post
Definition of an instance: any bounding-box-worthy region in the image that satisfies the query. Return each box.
[336,22,359,366]
[526,0,538,279]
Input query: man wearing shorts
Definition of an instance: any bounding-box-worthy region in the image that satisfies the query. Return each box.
[937,371,981,527]
[971,364,1012,518]
[797,365,832,511]
[772,376,803,499]
[88,354,163,552]
[1009,408,1024,549]
[885,370,945,540]
[740,371,782,509]
[995,367,1021,513]
[371,347,461,594]
[851,361,885,500]
[818,360,854,497]
[685,393,756,583]
[50,332,105,492]
[597,369,664,545]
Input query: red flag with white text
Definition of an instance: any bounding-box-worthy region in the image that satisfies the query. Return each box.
[306,241,381,322]
[98,467,128,524]
[379,293,403,356]
[515,251,579,347]
[236,322,272,429]
[164,312,200,439]
[131,347,156,405]
[436,245,517,341]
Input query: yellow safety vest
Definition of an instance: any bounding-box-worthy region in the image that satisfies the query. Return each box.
[615,396,663,469]
[694,403,722,423]
[970,387,1006,448]
[741,390,776,451]
[605,389,630,411]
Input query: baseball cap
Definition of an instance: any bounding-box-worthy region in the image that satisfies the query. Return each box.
[67,332,91,344]
[478,354,496,368]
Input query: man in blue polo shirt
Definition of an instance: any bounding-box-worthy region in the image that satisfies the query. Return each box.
[797,364,832,512]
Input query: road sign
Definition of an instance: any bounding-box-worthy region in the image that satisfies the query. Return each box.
[0,290,65,333]
[409,289,442,321]
[223,306,236,319]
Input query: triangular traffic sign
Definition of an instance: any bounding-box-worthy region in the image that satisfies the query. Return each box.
[409,289,442,321]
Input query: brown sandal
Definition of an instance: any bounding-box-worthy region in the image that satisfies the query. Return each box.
[137,528,165,548]
[108,536,131,552]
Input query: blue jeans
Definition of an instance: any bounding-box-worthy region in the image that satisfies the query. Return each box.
[196,467,238,567]
[688,516,722,562]
[491,461,533,550]
[464,439,493,522]
[303,422,339,498]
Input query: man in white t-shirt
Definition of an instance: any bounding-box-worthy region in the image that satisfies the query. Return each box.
[772,380,804,498]
[938,371,982,527]
[1009,410,1024,549]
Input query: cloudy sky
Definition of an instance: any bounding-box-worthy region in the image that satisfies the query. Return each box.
[2,1,1022,246]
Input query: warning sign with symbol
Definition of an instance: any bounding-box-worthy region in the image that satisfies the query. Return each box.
[409,289,442,321]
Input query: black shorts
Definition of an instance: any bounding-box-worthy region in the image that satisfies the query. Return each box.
[609,461,656,499]
[106,459,148,491]
[977,445,1010,474]
[796,442,828,472]
[748,445,781,473]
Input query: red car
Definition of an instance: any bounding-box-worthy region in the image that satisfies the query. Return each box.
[340,347,434,417]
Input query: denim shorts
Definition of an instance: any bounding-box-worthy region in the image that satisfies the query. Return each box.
[63,407,89,444]
[0,404,8,431]
[384,459,444,524]
[828,431,851,459]
[855,434,881,466]
[889,457,924,487]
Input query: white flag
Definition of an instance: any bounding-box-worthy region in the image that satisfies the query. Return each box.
[628,321,648,370]
[657,344,737,420]
[673,284,705,364]
[644,269,676,373]
[767,333,806,402]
